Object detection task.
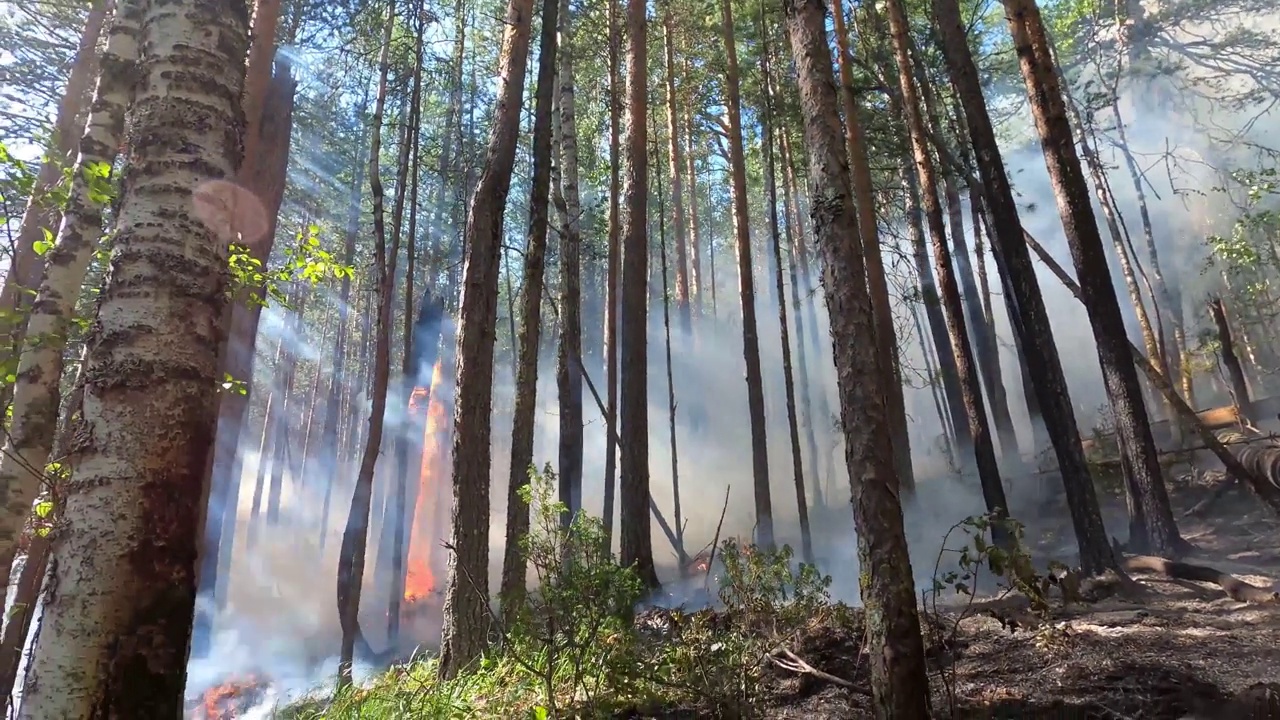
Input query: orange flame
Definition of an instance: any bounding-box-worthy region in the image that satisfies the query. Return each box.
[193,675,266,720]
[404,359,446,603]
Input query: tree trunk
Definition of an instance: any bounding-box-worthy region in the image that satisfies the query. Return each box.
[761,16,813,564]
[266,288,306,527]
[1208,297,1251,414]
[654,138,686,562]
[17,0,249,712]
[499,0,560,615]
[830,0,913,494]
[685,106,703,313]
[316,95,369,553]
[660,14,691,332]
[555,0,585,533]
[720,0,774,550]
[0,0,110,401]
[932,0,1119,573]
[778,127,824,510]
[618,0,660,589]
[439,0,539,678]
[602,0,622,546]
[388,10,426,646]
[1002,0,1185,557]
[0,0,138,593]
[336,0,399,686]
[783,0,931,711]
[886,0,1009,537]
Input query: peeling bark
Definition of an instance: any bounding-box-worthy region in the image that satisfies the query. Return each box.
[17,0,249,711]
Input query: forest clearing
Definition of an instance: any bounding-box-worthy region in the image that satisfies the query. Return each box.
[4,0,1280,715]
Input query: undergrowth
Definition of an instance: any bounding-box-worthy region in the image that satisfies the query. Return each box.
[277,468,841,719]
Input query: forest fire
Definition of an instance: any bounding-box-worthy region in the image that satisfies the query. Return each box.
[403,358,447,603]
[190,675,268,720]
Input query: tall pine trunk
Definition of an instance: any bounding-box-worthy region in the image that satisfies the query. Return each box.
[499,0,560,614]
[761,15,813,564]
[783,0,930,710]
[438,0,539,677]
[602,0,622,545]
[720,0,774,549]
[933,0,1119,572]
[618,0,660,589]
[1002,0,1185,557]
[886,0,1009,536]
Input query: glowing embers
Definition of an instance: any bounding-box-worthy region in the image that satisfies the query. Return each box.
[191,674,268,720]
[403,358,447,604]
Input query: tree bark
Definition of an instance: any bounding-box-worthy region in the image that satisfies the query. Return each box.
[761,15,813,564]
[783,0,931,711]
[17,0,249,711]
[336,0,399,686]
[316,95,370,553]
[499,0,560,615]
[830,0,914,494]
[438,0,539,677]
[1002,0,1185,557]
[685,107,703,313]
[618,0,660,589]
[388,10,426,646]
[886,0,1009,537]
[932,0,1119,573]
[661,11,691,332]
[1208,296,1251,414]
[0,0,110,403]
[554,0,584,536]
[0,0,138,594]
[720,0,774,550]
[602,0,622,545]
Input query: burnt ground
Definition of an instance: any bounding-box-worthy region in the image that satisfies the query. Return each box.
[739,471,1280,719]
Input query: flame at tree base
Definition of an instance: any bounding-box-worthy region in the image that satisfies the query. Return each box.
[190,675,268,720]
[402,358,447,605]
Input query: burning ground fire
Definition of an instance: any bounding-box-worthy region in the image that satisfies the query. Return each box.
[404,358,447,604]
[190,675,268,720]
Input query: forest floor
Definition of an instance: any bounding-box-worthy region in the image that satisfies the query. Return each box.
[251,471,1280,720]
[748,470,1280,719]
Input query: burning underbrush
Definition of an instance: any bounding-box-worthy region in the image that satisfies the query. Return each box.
[187,674,271,720]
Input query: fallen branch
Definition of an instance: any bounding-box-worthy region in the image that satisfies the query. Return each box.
[1021,230,1280,517]
[767,648,869,694]
[572,353,687,564]
[1183,474,1238,518]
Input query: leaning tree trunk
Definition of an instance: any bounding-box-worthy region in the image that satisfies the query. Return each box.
[1002,0,1185,557]
[618,0,660,589]
[439,0,539,678]
[830,0,914,494]
[554,0,585,535]
[783,0,931,712]
[886,0,1009,539]
[498,0,560,617]
[932,0,1119,573]
[17,0,249,713]
[336,0,399,687]
[0,0,139,595]
[721,0,774,550]
[0,0,110,404]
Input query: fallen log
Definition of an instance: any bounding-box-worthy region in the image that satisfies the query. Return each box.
[1022,231,1280,518]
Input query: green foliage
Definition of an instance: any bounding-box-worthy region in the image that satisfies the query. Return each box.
[282,471,843,719]
[227,223,355,308]
[1206,166,1280,302]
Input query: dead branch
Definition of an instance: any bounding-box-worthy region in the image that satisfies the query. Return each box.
[766,648,869,694]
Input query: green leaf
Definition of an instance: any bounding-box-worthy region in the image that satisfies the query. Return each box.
[33,228,54,256]
[533,706,549,720]
[34,500,53,518]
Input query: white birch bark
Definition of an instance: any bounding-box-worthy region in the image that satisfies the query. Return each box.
[17,0,250,713]
[0,0,139,595]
